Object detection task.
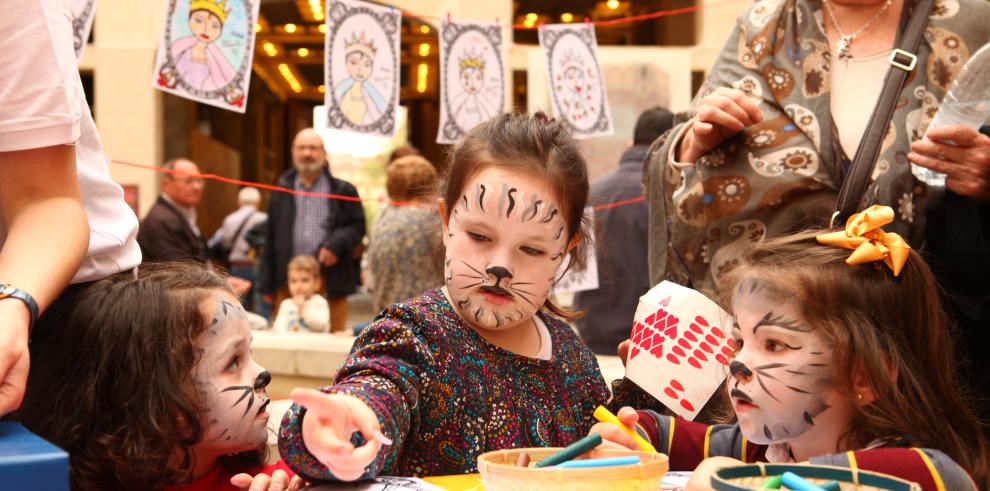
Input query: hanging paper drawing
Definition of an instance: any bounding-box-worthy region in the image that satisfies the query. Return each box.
[152,0,260,112]
[624,281,734,420]
[71,0,98,61]
[325,0,401,137]
[539,23,614,139]
[437,19,505,144]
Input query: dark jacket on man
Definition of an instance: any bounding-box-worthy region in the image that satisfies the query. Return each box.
[258,167,365,298]
[573,145,651,355]
[137,197,208,263]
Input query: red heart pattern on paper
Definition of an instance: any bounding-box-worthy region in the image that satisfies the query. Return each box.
[629,297,678,362]
[628,305,734,414]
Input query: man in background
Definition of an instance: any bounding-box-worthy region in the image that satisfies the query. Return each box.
[259,128,365,333]
[137,158,208,262]
[574,107,674,355]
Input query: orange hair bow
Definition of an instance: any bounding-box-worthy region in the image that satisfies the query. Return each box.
[816,205,911,277]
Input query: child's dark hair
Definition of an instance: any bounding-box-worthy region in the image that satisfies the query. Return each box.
[18,263,265,490]
[441,111,590,318]
[719,231,989,489]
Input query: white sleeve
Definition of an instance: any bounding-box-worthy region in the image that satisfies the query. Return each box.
[302,295,330,333]
[0,0,84,152]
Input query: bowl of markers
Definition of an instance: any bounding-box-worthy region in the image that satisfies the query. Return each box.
[711,464,922,491]
[477,431,669,491]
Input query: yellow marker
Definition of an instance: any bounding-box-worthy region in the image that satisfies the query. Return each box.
[593,405,657,453]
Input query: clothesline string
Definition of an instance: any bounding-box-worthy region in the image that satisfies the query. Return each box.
[110,158,646,211]
[392,0,747,29]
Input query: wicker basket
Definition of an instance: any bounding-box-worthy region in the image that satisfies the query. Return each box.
[477,447,668,491]
[711,463,922,491]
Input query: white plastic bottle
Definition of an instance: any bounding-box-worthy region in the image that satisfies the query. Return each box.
[915,40,990,187]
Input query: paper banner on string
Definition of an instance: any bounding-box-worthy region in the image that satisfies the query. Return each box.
[552,207,599,294]
[151,0,259,113]
[624,281,734,420]
[71,0,98,60]
[324,0,401,137]
[436,19,506,144]
[538,23,613,139]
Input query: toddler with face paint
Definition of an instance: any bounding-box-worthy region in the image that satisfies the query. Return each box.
[278,112,609,481]
[18,264,303,491]
[594,218,990,491]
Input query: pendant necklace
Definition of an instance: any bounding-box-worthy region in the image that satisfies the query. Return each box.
[823,0,894,60]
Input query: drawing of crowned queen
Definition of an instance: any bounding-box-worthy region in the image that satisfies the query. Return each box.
[450,50,496,131]
[170,0,235,91]
[557,49,595,124]
[335,32,386,126]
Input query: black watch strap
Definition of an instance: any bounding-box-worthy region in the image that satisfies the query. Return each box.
[0,284,39,333]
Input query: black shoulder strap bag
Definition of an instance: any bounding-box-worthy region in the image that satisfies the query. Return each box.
[832,0,935,224]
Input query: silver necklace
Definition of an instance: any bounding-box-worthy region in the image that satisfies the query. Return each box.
[823,0,894,60]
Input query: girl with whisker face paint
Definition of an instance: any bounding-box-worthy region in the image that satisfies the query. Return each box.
[18,263,303,491]
[279,112,609,482]
[592,214,990,491]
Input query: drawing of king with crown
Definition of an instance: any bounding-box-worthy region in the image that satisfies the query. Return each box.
[166,0,236,92]
[334,31,386,126]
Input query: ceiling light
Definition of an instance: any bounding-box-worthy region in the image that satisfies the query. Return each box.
[607,0,620,9]
[297,47,310,57]
[525,13,538,22]
[418,43,430,56]
[318,24,327,34]
[420,25,430,34]
[416,63,429,93]
[560,12,574,22]
[284,23,297,33]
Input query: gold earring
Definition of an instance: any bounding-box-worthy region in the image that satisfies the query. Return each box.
[856,393,864,400]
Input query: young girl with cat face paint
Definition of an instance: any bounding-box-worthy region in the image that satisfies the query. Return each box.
[595,209,990,491]
[279,113,609,481]
[18,264,302,491]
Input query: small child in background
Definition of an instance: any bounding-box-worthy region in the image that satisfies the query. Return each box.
[273,255,330,333]
[278,112,609,481]
[18,263,303,491]
[594,210,990,490]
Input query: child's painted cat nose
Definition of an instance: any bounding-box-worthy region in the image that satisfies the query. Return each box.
[485,266,513,280]
[254,370,272,390]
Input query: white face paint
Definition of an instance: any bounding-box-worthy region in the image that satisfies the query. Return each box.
[442,167,570,332]
[191,293,271,457]
[727,280,855,446]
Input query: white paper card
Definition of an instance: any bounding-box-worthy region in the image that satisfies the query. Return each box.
[436,19,506,144]
[624,281,735,420]
[309,476,444,491]
[324,0,402,137]
[151,0,260,113]
[552,207,598,294]
[71,0,98,61]
[538,23,613,139]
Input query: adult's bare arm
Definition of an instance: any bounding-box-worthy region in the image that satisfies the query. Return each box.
[0,144,89,415]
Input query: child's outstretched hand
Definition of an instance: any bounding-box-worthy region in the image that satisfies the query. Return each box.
[230,469,304,491]
[589,406,641,450]
[292,388,385,481]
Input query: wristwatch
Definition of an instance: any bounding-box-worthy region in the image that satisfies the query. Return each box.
[0,283,39,333]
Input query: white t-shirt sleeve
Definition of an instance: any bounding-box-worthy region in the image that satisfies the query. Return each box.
[0,0,83,151]
[272,299,297,333]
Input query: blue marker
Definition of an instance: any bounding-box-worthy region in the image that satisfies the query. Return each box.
[780,472,827,491]
[556,455,641,468]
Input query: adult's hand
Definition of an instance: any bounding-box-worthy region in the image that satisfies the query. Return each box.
[293,388,384,481]
[318,247,338,267]
[909,125,990,202]
[0,300,30,416]
[678,87,763,164]
[230,469,304,491]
